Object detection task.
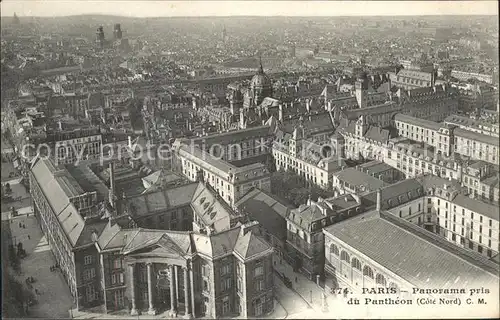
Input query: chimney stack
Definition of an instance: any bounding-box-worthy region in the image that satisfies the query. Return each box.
[376,188,382,211]
[240,220,259,236]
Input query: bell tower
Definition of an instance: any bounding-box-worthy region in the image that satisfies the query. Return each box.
[355,115,368,138]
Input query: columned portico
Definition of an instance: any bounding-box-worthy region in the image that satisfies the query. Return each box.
[123,237,195,318]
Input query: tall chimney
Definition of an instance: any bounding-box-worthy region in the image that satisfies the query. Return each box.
[376,188,382,211]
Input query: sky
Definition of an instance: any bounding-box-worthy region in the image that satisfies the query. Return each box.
[1,0,498,18]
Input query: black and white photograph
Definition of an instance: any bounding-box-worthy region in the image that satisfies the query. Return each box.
[0,0,499,318]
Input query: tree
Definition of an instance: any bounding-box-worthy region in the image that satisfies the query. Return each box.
[2,274,31,318]
[270,170,335,207]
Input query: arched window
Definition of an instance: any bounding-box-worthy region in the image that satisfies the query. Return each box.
[340,251,350,262]
[330,244,339,256]
[351,257,362,271]
[376,274,387,286]
[363,266,374,279]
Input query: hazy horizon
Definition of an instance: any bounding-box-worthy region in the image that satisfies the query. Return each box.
[1,1,498,18]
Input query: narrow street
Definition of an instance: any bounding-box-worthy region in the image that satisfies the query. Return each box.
[273,273,310,317]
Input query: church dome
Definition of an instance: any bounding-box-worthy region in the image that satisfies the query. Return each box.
[250,68,272,89]
[248,58,273,107]
[250,59,272,90]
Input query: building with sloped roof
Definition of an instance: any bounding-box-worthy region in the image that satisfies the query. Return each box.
[379,174,500,260]
[388,68,436,90]
[235,188,292,258]
[394,113,499,166]
[444,114,499,138]
[356,174,499,260]
[172,125,274,207]
[332,167,388,195]
[284,194,363,280]
[29,157,274,318]
[272,122,347,190]
[95,221,274,318]
[323,209,499,299]
[395,85,459,122]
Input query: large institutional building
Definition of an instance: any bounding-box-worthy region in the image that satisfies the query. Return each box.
[29,157,274,318]
[323,209,499,297]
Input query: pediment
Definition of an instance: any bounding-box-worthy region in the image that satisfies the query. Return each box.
[123,234,185,259]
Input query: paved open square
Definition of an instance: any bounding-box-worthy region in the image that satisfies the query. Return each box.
[8,215,74,318]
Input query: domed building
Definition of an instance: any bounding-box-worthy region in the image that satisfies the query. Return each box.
[243,58,273,109]
[249,61,273,107]
[225,58,280,129]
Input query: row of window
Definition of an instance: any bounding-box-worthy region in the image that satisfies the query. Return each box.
[329,244,396,288]
[447,233,495,257]
[439,220,496,244]
[436,200,495,227]
[33,187,75,276]
[395,77,430,86]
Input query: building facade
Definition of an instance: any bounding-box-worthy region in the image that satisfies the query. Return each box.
[388,68,436,90]
[285,194,362,280]
[172,126,274,207]
[385,175,500,259]
[29,157,275,318]
[394,114,499,165]
[48,128,103,165]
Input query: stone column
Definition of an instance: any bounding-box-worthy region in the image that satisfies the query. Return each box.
[169,265,177,317]
[129,264,138,315]
[147,263,156,315]
[100,254,108,314]
[189,262,196,318]
[175,266,180,303]
[183,267,191,318]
